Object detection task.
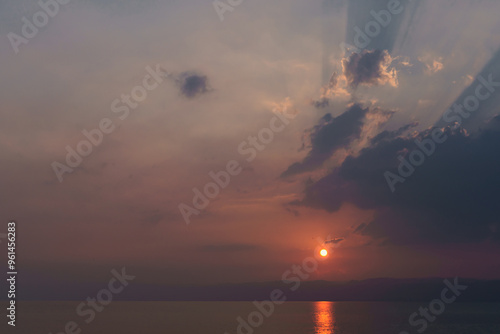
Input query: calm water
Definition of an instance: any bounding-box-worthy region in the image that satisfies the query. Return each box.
[9,301,500,334]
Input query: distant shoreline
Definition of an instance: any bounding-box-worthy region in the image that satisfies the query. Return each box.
[5,278,500,302]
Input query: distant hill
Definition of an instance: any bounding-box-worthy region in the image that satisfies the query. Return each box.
[12,277,500,301]
[124,277,500,302]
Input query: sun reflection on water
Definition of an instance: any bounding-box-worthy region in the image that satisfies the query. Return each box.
[313,301,336,334]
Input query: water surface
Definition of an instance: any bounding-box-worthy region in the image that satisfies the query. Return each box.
[11,301,500,334]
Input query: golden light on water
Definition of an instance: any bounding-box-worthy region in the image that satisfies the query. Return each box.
[313,301,335,334]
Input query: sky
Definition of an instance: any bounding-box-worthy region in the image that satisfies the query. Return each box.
[1,0,500,298]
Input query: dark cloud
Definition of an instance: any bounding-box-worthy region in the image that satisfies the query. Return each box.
[370,121,418,145]
[311,98,330,109]
[322,0,421,82]
[343,49,397,88]
[292,115,500,245]
[281,104,368,178]
[198,244,258,252]
[172,71,211,99]
[325,237,344,244]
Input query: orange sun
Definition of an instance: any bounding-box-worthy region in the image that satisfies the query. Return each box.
[320,248,328,257]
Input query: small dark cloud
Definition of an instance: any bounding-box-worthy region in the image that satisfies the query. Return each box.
[311,98,330,109]
[325,237,344,244]
[281,104,368,178]
[353,223,367,234]
[171,71,211,99]
[198,244,258,252]
[343,49,397,89]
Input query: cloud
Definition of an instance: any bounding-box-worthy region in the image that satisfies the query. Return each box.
[370,122,419,145]
[325,237,344,244]
[291,115,500,245]
[170,71,211,99]
[281,104,368,178]
[424,58,444,74]
[311,97,330,109]
[343,49,398,89]
[311,72,351,108]
[270,97,298,117]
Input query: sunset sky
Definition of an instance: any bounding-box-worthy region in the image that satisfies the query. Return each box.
[1,0,500,298]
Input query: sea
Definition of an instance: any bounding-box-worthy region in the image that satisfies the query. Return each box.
[8,301,500,334]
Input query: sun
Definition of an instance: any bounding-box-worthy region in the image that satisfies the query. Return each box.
[320,248,328,257]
